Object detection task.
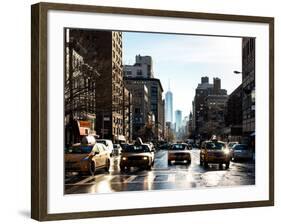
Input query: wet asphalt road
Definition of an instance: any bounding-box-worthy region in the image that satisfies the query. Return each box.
[64,149,255,194]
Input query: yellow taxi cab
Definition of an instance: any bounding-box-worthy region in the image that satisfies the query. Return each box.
[168,143,191,165]
[120,144,155,171]
[200,137,231,169]
[65,142,110,176]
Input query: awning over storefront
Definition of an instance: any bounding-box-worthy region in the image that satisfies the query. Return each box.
[77,120,91,136]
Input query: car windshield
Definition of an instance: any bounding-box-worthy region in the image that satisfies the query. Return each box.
[65,145,93,154]
[206,142,226,150]
[234,145,248,150]
[122,145,150,153]
[170,144,186,150]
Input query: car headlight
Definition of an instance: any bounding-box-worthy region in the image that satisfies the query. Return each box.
[122,157,127,161]
[223,149,230,155]
[142,157,148,160]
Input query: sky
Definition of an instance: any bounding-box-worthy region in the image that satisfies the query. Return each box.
[122,32,242,118]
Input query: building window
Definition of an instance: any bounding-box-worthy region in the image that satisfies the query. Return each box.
[137,69,142,76]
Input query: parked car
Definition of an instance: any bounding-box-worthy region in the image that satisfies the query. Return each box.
[65,143,110,176]
[113,144,122,156]
[232,144,253,161]
[168,143,191,165]
[96,139,114,156]
[200,139,231,169]
[120,144,155,171]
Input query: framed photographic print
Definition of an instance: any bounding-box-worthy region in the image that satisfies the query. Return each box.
[31,2,274,221]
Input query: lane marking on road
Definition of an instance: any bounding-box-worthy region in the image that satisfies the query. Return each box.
[124,175,137,183]
[152,168,170,171]
[167,174,175,182]
[146,174,156,182]
[74,176,96,185]
[65,174,106,186]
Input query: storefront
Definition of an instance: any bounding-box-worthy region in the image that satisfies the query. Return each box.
[65,117,96,147]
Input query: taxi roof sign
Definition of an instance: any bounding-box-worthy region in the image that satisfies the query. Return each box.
[210,135,217,141]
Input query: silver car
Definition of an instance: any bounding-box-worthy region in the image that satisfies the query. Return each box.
[232,144,253,161]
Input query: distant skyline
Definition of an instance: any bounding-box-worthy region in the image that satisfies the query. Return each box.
[175,110,182,132]
[123,32,242,118]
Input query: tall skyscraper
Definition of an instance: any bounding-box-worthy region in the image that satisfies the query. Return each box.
[165,82,173,123]
[175,110,182,133]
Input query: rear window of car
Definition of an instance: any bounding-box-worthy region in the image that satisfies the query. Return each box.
[122,145,150,152]
[97,140,107,146]
[65,145,93,154]
[234,145,248,150]
[171,144,186,150]
[206,142,226,150]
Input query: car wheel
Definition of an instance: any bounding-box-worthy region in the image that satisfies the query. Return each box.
[89,162,96,176]
[147,165,152,170]
[219,163,223,169]
[225,162,230,169]
[105,159,110,172]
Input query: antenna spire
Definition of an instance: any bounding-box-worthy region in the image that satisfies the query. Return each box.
[168,79,170,91]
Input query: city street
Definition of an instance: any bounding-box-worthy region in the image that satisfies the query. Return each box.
[65,149,255,194]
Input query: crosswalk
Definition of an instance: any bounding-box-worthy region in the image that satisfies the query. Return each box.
[65,171,195,187]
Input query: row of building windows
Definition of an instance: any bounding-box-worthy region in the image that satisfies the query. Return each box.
[113,127,123,135]
[113,116,123,125]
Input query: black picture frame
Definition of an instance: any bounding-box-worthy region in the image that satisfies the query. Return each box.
[31,2,274,221]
